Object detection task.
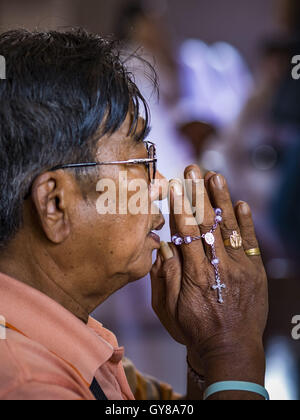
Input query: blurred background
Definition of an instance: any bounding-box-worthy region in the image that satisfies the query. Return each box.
[1,0,300,400]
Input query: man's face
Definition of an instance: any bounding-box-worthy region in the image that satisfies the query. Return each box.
[63,115,166,300]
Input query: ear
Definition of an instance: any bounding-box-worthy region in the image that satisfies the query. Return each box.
[31,171,71,244]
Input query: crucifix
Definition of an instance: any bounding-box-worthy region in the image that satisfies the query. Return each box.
[202,208,227,304]
[212,278,226,304]
[172,208,227,304]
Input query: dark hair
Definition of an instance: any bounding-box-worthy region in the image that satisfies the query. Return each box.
[0,28,152,247]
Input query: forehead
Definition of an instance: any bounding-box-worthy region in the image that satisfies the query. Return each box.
[96,115,147,160]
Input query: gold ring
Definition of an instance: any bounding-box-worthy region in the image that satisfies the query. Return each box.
[223,231,243,250]
[245,248,261,257]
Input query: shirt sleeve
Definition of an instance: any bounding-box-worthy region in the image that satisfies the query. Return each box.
[122,357,183,401]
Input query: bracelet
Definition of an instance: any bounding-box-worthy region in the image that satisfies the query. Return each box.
[203,381,270,400]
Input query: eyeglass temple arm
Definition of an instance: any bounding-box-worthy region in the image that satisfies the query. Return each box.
[50,158,157,171]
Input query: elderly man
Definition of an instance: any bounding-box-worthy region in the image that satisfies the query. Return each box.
[0,29,268,400]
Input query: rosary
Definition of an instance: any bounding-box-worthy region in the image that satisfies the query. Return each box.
[172,208,226,304]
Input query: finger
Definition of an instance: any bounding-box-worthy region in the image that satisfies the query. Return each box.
[151,243,182,317]
[184,166,226,258]
[204,170,217,191]
[208,173,245,260]
[169,178,206,264]
[150,251,166,313]
[162,242,182,315]
[160,241,174,261]
[235,201,263,265]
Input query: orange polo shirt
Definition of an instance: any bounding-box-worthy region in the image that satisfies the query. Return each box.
[0,272,135,400]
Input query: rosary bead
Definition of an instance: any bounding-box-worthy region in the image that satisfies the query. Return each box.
[212,258,220,266]
[215,215,223,223]
[174,237,183,246]
[184,236,193,244]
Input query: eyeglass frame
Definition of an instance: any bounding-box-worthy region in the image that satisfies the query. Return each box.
[48,140,157,185]
[24,141,157,200]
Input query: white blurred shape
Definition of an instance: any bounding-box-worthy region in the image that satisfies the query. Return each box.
[265,338,298,400]
[179,39,253,128]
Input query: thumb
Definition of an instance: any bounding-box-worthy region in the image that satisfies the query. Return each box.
[159,242,182,316]
[151,250,166,313]
[160,241,175,261]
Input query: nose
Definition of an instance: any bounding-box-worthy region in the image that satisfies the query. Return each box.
[150,170,169,202]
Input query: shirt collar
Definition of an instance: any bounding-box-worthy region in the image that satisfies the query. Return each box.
[0,272,121,384]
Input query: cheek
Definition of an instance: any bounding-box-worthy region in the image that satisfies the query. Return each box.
[112,215,151,258]
[91,214,150,261]
[76,179,154,274]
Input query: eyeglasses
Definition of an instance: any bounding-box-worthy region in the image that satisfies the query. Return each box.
[49,140,157,184]
[24,141,157,200]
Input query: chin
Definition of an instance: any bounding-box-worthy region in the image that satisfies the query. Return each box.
[128,254,153,283]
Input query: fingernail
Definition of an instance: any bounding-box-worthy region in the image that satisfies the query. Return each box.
[213,174,225,189]
[240,202,250,215]
[160,242,174,260]
[170,180,183,196]
[188,169,198,181]
[188,169,203,183]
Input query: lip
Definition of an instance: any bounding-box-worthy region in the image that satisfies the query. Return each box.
[148,231,161,245]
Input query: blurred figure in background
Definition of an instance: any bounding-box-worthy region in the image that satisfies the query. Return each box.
[200,38,292,263]
[175,39,253,160]
[178,39,253,134]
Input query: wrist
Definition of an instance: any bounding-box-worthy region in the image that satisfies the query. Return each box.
[187,347,205,378]
[202,337,266,387]
[188,335,265,387]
